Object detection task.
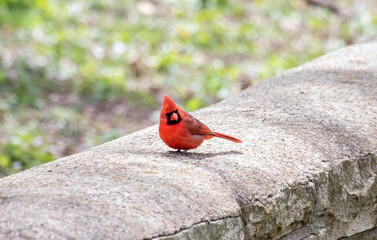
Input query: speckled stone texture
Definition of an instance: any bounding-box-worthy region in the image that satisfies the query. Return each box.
[0,40,377,240]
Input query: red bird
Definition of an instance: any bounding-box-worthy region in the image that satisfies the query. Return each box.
[159,95,242,151]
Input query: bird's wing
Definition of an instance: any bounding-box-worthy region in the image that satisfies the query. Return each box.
[184,111,215,136]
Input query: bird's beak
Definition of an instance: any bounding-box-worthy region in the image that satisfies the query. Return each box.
[170,112,178,121]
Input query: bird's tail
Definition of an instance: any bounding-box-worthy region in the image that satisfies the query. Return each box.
[213,132,242,143]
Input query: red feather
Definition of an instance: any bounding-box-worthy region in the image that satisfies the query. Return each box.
[159,95,242,150]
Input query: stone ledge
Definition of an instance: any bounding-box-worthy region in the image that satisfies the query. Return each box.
[154,217,244,240]
[0,39,377,240]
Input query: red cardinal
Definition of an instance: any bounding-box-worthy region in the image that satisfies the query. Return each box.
[159,95,242,151]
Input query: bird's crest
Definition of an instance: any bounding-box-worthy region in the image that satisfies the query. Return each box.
[162,95,178,113]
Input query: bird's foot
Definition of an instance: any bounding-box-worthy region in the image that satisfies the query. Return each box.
[176,149,188,153]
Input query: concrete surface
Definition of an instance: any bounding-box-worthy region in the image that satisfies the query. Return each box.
[0,40,376,240]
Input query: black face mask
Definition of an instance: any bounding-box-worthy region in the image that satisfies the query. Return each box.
[166,110,181,125]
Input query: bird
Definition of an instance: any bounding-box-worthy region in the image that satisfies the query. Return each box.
[159,95,242,151]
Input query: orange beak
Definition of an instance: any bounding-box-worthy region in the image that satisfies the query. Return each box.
[170,112,179,121]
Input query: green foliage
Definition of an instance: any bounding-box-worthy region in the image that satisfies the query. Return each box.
[0,0,51,27]
[99,128,123,143]
[0,60,54,107]
[78,76,127,103]
[0,125,54,176]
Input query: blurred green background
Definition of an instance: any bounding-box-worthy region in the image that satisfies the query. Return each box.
[0,0,376,177]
